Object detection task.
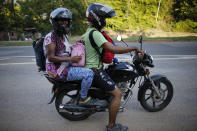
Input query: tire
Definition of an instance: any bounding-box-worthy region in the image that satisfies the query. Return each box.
[139,78,173,112]
[55,88,92,121]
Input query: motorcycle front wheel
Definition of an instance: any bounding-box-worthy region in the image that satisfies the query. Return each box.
[55,88,92,121]
[139,77,173,112]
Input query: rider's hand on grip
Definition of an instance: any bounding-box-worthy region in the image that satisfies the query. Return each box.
[135,47,145,58]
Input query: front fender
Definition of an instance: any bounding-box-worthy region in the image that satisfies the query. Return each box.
[137,74,167,101]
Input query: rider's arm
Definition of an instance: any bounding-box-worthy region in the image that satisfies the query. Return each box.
[101,42,143,54]
[46,44,81,63]
[46,44,71,63]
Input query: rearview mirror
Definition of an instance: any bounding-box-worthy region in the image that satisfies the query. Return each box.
[138,35,142,44]
[117,35,122,41]
[138,35,143,50]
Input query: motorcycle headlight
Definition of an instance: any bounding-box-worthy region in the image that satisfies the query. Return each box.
[142,54,154,67]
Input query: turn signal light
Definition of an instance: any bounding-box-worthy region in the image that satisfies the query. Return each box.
[146,71,150,75]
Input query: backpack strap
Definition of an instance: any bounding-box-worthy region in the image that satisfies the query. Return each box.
[89,30,101,59]
[89,29,103,68]
[102,31,115,46]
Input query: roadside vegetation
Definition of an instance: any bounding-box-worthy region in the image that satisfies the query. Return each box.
[1,35,197,47]
[123,36,197,42]
[0,0,196,40]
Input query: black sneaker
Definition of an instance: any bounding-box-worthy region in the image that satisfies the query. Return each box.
[79,97,108,107]
[106,123,128,131]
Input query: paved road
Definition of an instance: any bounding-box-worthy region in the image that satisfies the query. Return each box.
[0,42,197,131]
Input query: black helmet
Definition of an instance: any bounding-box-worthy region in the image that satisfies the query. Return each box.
[86,3,116,30]
[50,8,72,34]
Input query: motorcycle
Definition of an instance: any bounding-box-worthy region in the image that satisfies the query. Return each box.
[44,35,173,121]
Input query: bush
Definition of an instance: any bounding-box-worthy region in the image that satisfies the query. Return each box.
[175,19,197,32]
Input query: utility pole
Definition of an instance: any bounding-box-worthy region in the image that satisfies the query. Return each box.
[156,0,162,22]
[12,0,17,32]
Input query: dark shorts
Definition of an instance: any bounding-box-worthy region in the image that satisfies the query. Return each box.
[92,69,116,92]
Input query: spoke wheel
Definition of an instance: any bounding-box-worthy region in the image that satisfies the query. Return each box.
[139,78,173,112]
[55,88,92,121]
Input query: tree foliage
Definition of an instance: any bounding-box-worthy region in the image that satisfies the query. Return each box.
[172,0,197,32]
[0,0,196,38]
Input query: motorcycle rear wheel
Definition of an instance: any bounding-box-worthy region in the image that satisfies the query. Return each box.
[139,78,173,112]
[55,88,92,121]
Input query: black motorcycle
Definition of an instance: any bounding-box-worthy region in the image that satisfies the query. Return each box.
[44,35,173,121]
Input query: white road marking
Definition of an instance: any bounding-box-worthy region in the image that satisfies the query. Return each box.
[0,56,35,58]
[116,55,197,61]
[0,62,35,66]
[0,58,9,61]
[154,56,197,60]
[0,55,197,66]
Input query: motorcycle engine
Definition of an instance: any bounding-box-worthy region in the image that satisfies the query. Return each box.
[117,82,129,95]
[117,82,132,104]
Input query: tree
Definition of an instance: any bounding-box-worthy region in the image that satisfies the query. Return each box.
[60,0,87,35]
[17,0,87,35]
[172,0,197,32]
[18,0,52,35]
[0,0,17,31]
[2,0,197,39]
[173,0,197,21]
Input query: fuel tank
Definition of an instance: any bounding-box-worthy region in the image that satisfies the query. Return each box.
[105,62,137,82]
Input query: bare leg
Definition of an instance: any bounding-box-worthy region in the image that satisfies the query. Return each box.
[108,87,122,128]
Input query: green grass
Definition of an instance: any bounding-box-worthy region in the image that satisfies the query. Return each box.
[0,41,33,47]
[1,36,197,47]
[122,36,197,42]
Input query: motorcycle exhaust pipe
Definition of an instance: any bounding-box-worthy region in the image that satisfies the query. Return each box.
[59,104,106,113]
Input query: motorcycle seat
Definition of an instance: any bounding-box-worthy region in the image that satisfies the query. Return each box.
[44,73,81,85]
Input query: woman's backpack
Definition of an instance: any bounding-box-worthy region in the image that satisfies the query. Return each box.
[32,37,46,71]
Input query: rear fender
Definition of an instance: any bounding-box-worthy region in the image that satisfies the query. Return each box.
[48,83,81,104]
[137,74,167,101]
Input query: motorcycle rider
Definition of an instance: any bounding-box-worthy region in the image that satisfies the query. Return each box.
[84,3,144,131]
[44,8,104,107]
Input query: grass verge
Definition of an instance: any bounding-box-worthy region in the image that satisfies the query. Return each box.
[122,36,197,42]
[0,41,33,47]
[0,36,197,47]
